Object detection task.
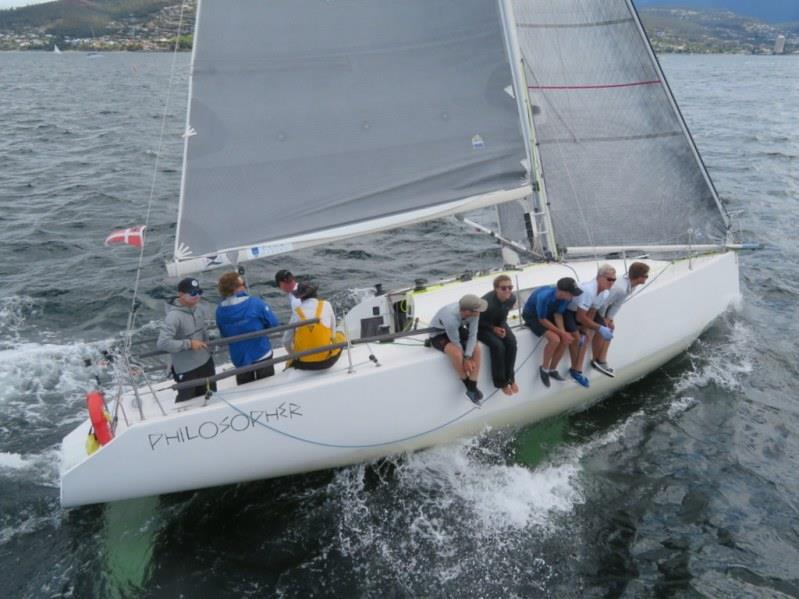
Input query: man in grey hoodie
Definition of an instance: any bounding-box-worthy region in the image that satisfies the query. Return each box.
[156,277,216,402]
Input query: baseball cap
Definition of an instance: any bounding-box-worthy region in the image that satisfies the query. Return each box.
[556,277,582,296]
[459,294,488,312]
[177,277,202,296]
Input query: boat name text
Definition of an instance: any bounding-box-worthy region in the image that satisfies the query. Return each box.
[148,404,303,450]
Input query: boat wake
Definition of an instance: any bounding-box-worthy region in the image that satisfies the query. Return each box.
[0,295,40,344]
[672,318,754,397]
[295,422,653,594]
[0,448,60,488]
[0,341,100,415]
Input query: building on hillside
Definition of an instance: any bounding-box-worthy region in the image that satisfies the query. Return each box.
[774,35,786,54]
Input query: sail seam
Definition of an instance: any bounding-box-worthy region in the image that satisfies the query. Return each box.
[517,17,634,29]
[538,131,682,145]
[529,80,661,90]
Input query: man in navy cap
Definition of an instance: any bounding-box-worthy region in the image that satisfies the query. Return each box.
[522,277,583,388]
[156,277,216,402]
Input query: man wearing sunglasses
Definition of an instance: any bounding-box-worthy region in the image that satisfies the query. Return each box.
[157,277,217,402]
[478,274,519,396]
[564,265,617,388]
[591,261,651,377]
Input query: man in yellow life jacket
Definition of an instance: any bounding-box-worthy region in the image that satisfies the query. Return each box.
[282,282,344,370]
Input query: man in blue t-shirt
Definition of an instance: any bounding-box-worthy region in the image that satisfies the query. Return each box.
[522,277,582,388]
[216,272,280,386]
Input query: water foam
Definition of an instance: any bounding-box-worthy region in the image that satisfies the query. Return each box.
[0,451,28,470]
[312,420,650,594]
[0,295,39,341]
[0,342,98,408]
[674,320,754,394]
[394,436,582,533]
[0,447,60,487]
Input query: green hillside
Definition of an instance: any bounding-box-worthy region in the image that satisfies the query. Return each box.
[0,0,173,38]
[642,8,798,53]
[0,0,794,53]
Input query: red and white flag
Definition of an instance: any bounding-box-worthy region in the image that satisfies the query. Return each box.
[104,226,146,249]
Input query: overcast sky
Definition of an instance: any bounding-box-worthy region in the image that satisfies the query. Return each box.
[0,0,52,9]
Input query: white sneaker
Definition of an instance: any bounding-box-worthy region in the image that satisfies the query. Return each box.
[591,360,615,378]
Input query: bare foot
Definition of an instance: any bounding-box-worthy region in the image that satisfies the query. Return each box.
[501,385,513,396]
[510,382,519,394]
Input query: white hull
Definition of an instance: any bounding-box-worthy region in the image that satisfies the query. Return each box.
[60,252,739,507]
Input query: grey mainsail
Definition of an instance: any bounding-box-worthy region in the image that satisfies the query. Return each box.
[512,0,730,251]
[173,0,528,269]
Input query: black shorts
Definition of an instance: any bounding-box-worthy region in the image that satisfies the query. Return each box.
[524,310,575,337]
[571,310,605,331]
[236,356,275,386]
[173,357,216,402]
[430,326,469,353]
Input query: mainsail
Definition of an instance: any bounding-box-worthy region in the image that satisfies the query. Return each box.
[513,0,731,251]
[171,0,529,275]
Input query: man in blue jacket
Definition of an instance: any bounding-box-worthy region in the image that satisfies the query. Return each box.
[216,272,279,385]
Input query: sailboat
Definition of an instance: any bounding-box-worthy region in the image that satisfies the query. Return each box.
[53,44,62,54]
[59,0,751,508]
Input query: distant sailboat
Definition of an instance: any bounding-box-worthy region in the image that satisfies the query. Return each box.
[53,44,62,54]
[59,0,757,508]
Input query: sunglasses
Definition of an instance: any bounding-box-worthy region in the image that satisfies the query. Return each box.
[187,289,203,297]
[605,277,616,282]
[498,285,513,291]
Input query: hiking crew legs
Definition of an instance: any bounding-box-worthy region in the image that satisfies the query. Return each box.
[477,327,517,388]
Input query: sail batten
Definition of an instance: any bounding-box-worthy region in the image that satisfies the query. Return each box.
[173,0,528,265]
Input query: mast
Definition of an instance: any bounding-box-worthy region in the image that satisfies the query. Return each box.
[498,0,558,260]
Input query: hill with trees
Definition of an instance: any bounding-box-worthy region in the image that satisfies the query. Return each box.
[0,0,795,53]
[635,0,799,24]
[0,0,175,38]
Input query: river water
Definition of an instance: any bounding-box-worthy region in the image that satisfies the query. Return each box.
[0,52,797,598]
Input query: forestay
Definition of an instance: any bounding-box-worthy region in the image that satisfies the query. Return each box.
[513,0,731,251]
[172,0,529,273]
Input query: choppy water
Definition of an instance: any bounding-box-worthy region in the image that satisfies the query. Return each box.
[1,52,798,598]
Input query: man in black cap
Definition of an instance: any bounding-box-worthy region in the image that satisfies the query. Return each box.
[275,269,301,311]
[156,277,216,402]
[522,277,583,388]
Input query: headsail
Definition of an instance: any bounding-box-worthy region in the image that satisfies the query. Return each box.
[171,0,529,275]
[512,0,731,252]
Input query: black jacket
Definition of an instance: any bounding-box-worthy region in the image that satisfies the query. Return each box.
[478,291,516,332]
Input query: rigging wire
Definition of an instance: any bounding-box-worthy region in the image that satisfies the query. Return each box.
[124,0,191,348]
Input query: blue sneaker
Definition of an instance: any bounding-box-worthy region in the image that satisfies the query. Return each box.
[569,369,590,388]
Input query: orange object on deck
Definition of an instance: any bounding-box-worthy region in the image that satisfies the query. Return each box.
[86,390,113,446]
